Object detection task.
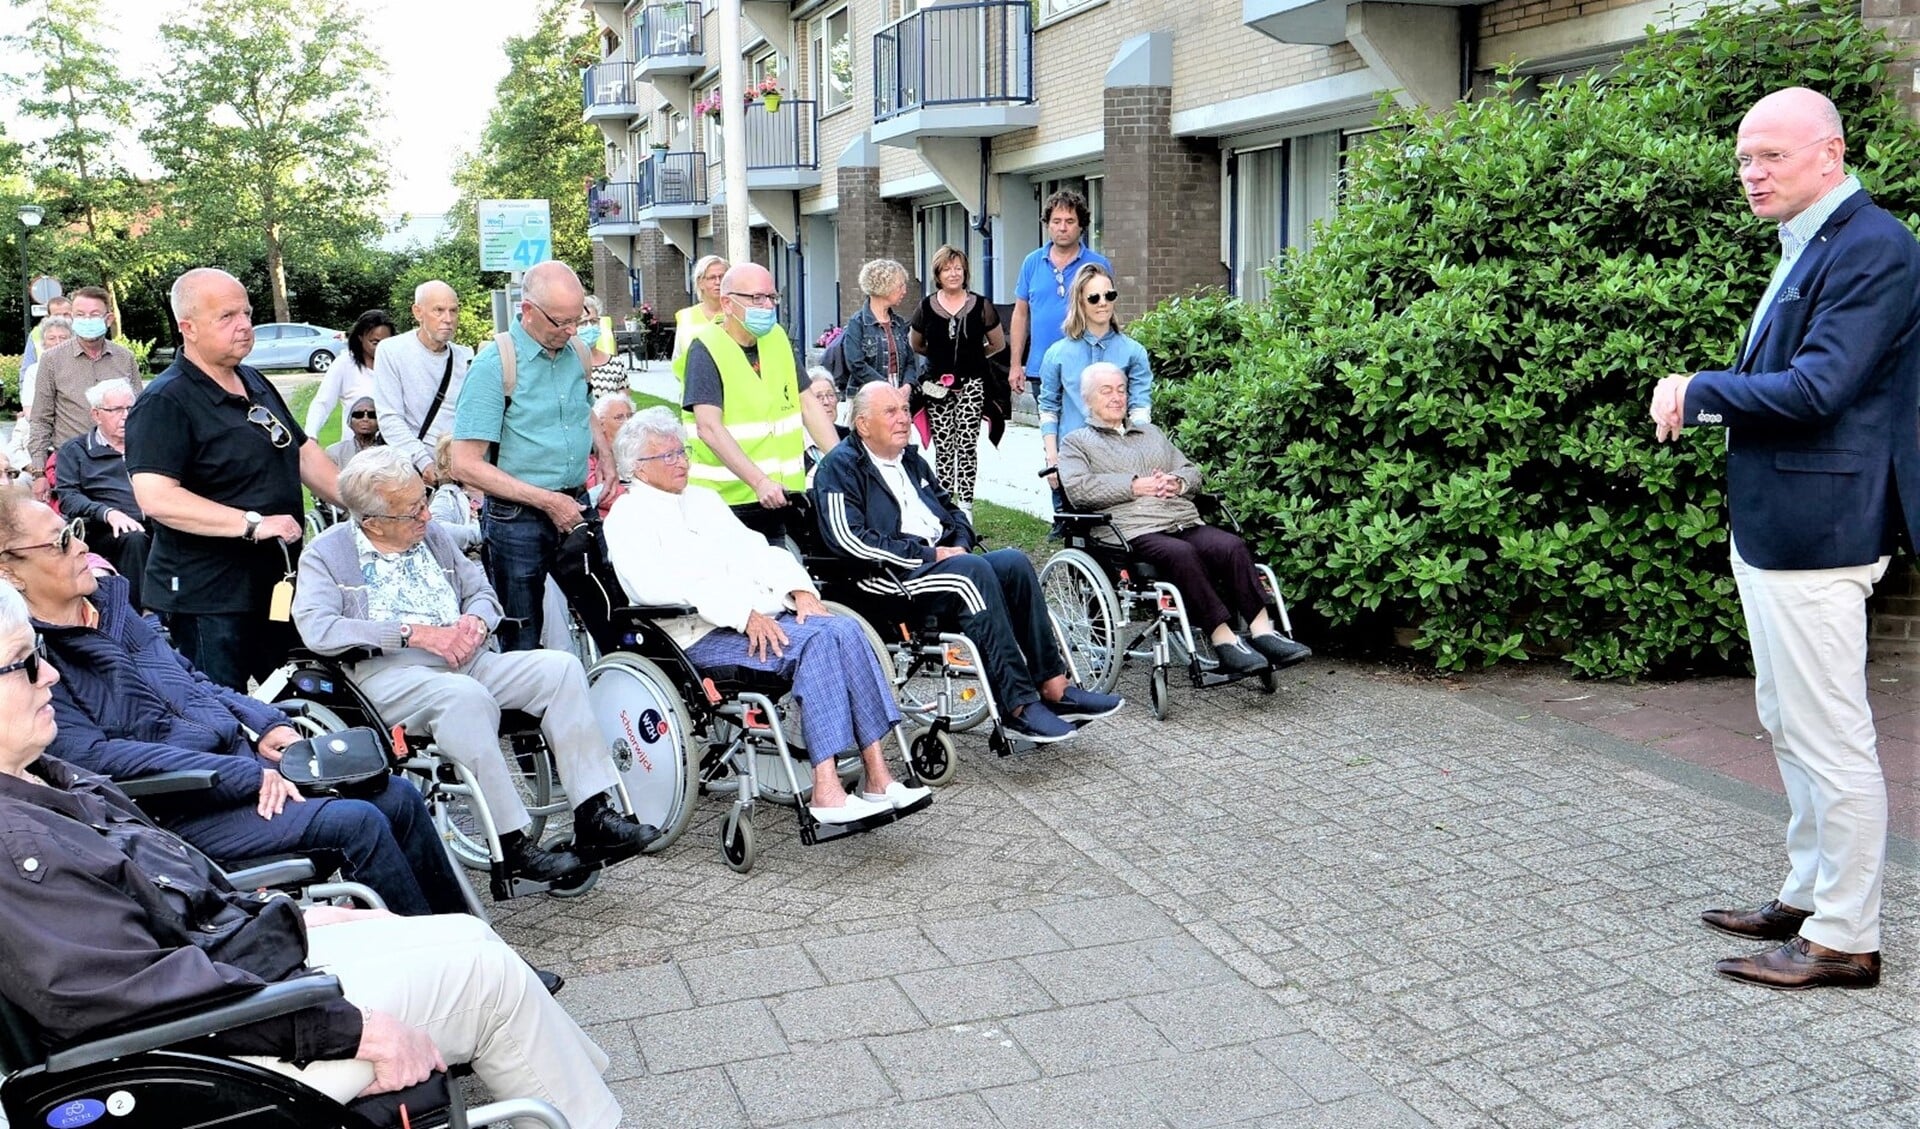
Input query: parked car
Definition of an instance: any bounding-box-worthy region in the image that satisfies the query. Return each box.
[244,323,347,372]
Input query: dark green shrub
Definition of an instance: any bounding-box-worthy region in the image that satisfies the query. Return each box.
[0,355,20,414]
[1149,0,1920,676]
[1129,288,1249,386]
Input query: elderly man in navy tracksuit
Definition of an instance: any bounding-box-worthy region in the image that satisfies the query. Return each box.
[1651,87,1920,991]
[812,384,1124,743]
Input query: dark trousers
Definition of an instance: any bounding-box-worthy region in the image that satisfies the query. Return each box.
[170,776,468,917]
[88,524,150,610]
[1129,525,1266,633]
[907,548,1064,713]
[482,491,588,653]
[167,611,298,691]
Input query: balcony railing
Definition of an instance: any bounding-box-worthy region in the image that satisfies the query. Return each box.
[581,62,635,111]
[872,0,1034,122]
[735,99,819,171]
[637,152,709,209]
[634,2,704,60]
[587,181,638,228]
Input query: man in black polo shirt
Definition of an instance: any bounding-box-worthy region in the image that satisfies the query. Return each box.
[126,268,343,689]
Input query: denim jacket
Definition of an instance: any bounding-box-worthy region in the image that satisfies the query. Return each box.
[839,305,923,396]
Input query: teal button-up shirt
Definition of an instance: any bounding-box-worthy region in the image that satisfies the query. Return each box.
[451,322,593,490]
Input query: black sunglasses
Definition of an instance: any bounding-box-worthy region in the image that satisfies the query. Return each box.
[248,405,292,448]
[0,635,49,684]
[1084,290,1119,305]
[350,410,379,419]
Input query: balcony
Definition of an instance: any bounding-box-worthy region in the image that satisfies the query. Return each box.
[636,152,710,220]
[587,180,645,236]
[871,0,1037,146]
[633,1,706,80]
[580,62,637,121]
[715,99,821,192]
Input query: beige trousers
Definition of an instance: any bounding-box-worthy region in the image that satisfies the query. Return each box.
[245,913,619,1128]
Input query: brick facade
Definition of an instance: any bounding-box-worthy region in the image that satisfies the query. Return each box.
[833,164,921,323]
[706,203,773,271]
[1102,85,1229,323]
[1863,0,1920,120]
[630,229,689,321]
[590,241,631,323]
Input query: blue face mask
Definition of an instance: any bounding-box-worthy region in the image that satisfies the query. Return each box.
[741,307,778,338]
[577,325,602,346]
[72,316,108,341]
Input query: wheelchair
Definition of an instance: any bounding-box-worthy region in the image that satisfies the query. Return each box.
[552,518,932,875]
[254,653,617,910]
[780,495,1080,774]
[1038,477,1298,720]
[0,976,568,1129]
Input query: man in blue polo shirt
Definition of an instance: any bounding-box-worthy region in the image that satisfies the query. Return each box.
[1008,189,1109,400]
[448,261,597,652]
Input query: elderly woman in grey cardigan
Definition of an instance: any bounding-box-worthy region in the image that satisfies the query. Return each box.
[1056,362,1311,677]
[291,446,656,885]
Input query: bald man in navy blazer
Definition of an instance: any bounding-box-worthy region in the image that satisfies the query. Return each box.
[1651,88,1920,991]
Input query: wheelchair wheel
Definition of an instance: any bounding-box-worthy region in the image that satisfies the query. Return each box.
[541,835,603,899]
[825,599,989,734]
[442,739,555,872]
[1149,666,1171,720]
[277,698,352,741]
[586,652,701,854]
[720,806,757,873]
[907,726,958,787]
[1038,549,1124,695]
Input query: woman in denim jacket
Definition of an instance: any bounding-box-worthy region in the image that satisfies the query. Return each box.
[839,259,924,406]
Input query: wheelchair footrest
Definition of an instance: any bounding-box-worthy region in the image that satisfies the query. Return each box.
[489,860,604,903]
[797,792,932,845]
[1190,666,1264,690]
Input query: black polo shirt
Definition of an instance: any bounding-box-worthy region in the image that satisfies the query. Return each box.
[125,355,307,614]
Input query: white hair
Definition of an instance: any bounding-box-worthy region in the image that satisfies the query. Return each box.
[0,582,27,639]
[1079,361,1128,401]
[413,279,455,306]
[582,295,603,319]
[591,391,634,419]
[614,407,685,478]
[849,381,902,424]
[338,447,425,521]
[86,378,136,410]
[168,267,240,323]
[805,366,835,390]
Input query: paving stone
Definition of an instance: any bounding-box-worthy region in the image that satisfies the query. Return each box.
[786,1092,1004,1129]
[1018,935,1236,1007]
[632,1000,789,1073]
[1126,984,1304,1052]
[980,1062,1174,1129]
[1001,1000,1171,1075]
[801,925,951,984]
[607,1066,748,1128]
[1133,1044,1316,1128]
[1033,894,1183,947]
[681,942,827,1005]
[922,908,1071,964]
[865,1025,1041,1101]
[894,959,1057,1026]
[559,962,694,1024]
[725,1045,894,1124]
[771,978,927,1043]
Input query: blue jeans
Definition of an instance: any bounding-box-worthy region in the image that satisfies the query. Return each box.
[482,493,588,653]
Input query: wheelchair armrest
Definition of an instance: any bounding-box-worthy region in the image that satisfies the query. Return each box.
[621,603,697,620]
[45,975,346,1072]
[293,645,382,664]
[224,858,319,890]
[1054,511,1110,524]
[117,769,220,798]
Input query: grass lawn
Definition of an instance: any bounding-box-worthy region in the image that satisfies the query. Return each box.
[973,499,1050,557]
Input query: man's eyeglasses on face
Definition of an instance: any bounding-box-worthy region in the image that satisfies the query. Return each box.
[635,446,690,465]
[725,291,780,307]
[0,635,50,684]
[1734,136,1834,172]
[95,405,131,416]
[528,301,584,331]
[1,517,85,559]
[1084,290,1119,305]
[247,405,292,449]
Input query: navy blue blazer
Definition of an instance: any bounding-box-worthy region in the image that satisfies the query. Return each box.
[1685,190,1920,570]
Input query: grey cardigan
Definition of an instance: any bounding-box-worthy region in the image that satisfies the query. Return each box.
[1056,422,1205,545]
[292,521,503,665]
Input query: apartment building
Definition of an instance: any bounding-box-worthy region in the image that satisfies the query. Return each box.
[580,0,1920,350]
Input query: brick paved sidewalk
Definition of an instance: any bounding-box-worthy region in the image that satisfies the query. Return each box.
[485,651,1917,1127]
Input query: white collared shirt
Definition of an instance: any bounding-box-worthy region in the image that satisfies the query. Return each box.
[1746,175,1861,357]
[871,451,943,543]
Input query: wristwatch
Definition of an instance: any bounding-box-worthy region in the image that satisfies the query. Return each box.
[243,511,263,540]
[398,623,413,648]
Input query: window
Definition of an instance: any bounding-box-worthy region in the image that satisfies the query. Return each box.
[1230,130,1343,303]
[914,201,984,292]
[1037,175,1104,254]
[1037,0,1099,21]
[812,6,852,113]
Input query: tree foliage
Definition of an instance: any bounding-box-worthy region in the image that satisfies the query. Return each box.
[451,0,602,281]
[1134,0,1920,678]
[144,0,388,324]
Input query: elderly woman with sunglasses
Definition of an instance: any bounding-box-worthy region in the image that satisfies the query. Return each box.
[0,584,625,1127]
[0,488,467,917]
[1036,264,1154,490]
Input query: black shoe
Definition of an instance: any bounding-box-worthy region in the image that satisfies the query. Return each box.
[534,968,566,996]
[1213,640,1269,675]
[500,829,592,886]
[1248,632,1312,669]
[572,791,660,862]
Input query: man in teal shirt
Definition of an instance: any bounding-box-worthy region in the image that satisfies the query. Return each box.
[449,261,597,651]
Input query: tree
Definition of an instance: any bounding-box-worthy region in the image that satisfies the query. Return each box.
[6,0,158,332]
[144,0,388,324]
[451,0,602,282]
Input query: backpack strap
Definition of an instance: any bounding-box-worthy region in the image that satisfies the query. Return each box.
[487,333,519,467]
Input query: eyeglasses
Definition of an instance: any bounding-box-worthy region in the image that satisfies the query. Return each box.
[634,446,690,465]
[1053,268,1067,298]
[725,291,780,307]
[350,410,379,419]
[247,405,291,448]
[0,635,50,685]
[1734,136,1834,172]
[527,301,584,331]
[366,493,432,522]
[0,517,85,559]
[95,405,130,416]
[1084,290,1119,305]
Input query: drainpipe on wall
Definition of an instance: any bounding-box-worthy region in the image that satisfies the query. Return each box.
[975,136,996,300]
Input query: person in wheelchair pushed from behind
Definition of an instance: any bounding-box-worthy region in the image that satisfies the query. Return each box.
[1056,362,1311,676]
[813,384,1125,743]
[292,447,658,885]
[603,407,932,825]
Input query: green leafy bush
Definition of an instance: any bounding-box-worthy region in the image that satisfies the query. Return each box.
[1145,0,1920,677]
[0,355,19,413]
[1127,288,1249,385]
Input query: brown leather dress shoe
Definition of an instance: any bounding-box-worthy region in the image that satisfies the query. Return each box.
[1700,898,1812,940]
[1714,937,1881,991]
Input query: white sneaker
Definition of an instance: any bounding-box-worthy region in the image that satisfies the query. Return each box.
[809,794,890,825]
[861,780,933,809]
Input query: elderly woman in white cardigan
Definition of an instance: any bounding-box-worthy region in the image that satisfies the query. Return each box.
[602,407,930,825]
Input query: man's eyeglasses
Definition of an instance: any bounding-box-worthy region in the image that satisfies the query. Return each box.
[247,405,292,448]
[350,410,379,419]
[634,446,690,465]
[1734,136,1834,172]
[95,405,131,416]
[1084,290,1119,305]
[528,301,584,331]
[0,635,50,685]
[725,291,780,307]
[0,517,84,559]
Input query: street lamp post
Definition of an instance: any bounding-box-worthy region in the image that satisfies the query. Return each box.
[17,204,45,346]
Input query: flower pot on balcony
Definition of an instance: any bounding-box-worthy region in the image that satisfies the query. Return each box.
[762,92,781,112]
